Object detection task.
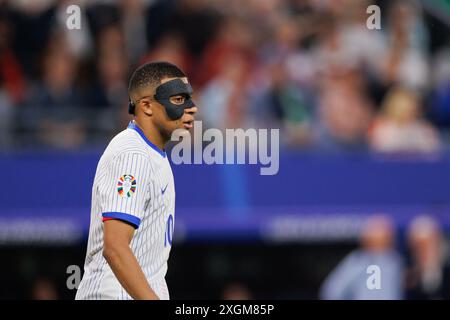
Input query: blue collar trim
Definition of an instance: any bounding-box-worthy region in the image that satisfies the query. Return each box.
[128,121,167,158]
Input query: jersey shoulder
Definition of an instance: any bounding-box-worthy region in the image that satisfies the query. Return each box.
[102,128,152,163]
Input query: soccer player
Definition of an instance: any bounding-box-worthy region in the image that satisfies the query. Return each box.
[75,62,197,300]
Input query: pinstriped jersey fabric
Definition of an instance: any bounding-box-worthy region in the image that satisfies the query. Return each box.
[75,122,175,300]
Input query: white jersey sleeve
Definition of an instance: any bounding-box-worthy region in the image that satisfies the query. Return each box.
[100,152,152,229]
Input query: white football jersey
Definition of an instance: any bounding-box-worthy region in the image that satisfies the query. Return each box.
[76,121,175,300]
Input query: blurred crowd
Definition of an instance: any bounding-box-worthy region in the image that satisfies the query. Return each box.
[211,215,450,300]
[320,215,450,300]
[28,214,450,300]
[0,0,449,152]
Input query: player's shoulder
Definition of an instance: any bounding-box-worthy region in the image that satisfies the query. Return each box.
[102,128,151,162]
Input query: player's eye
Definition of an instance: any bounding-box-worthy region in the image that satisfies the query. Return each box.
[169,95,186,105]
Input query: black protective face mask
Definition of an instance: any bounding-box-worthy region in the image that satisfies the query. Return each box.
[128,78,195,120]
[154,78,195,120]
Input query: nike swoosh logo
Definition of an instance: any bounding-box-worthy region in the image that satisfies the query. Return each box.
[161,184,168,195]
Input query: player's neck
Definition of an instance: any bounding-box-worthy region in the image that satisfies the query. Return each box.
[133,119,166,152]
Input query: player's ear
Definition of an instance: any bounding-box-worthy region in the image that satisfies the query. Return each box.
[139,99,153,117]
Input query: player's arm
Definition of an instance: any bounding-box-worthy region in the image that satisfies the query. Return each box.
[103,219,159,300]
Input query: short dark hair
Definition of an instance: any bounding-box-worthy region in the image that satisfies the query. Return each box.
[128,61,186,97]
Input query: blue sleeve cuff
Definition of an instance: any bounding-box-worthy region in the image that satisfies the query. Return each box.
[102,212,141,229]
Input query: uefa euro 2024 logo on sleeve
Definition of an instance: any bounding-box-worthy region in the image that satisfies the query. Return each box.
[117,174,136,198]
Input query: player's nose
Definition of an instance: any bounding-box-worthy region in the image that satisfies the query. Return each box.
[185,106,198,115]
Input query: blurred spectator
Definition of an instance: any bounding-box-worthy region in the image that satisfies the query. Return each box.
[265,61,314,147]
[253,16,316,146]
[119,0,148,65]
[405,216,450,300]
[429,46,450,129]
[315,67,374,151]
[0,89,13,147]
[83,24,129,139]
[0,0,447,151]
[335,0,386,77]
[0,7,25,104]
[54,0,93,59]
[194,17,255,89]
[381,0,430,92]
[369,87,441,153]
[320,215,404,300]
[30,277,59,300]
[141,32,192,78]
[221,282,253,300]
[164,0,222,58]
[8,0,53,78]
[199,53,253,129]
[23,32,86,149]
[0,6,25,147]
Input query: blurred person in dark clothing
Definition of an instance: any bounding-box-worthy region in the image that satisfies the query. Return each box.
[194,17,255,89]
[83,25,129,140]
[429,46,450,130]
[119,0,148,65]
[0,6,25,147]
[141,32,192,80]
[96,25,129,89]
[381,0,429,92]
[9,0,55,79]
[315,67,374,151]
[320,215,404,300]
[163,0,222,59]
[199,53,253,129]
[255,17,315,146]
[23,32,86,149]
[54,0,93,59]
[0,7,25,105]
[255,60,314,147]
[405,216,450,300]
